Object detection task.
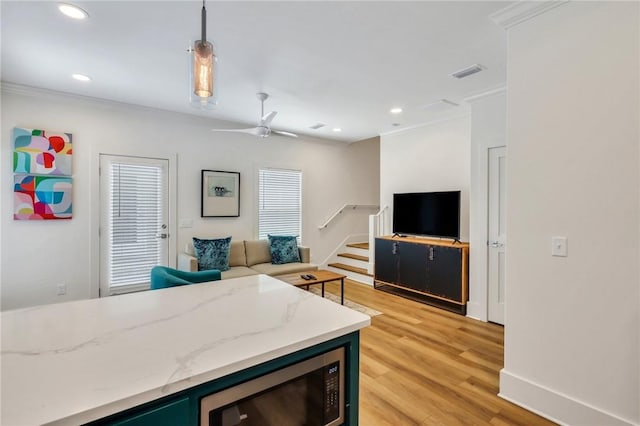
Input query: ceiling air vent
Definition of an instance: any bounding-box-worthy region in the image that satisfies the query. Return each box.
[451,64,485,79]
[420,99,459,112]
[309,123,326,130]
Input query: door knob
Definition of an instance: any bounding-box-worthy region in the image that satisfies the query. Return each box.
[156,224,168,239]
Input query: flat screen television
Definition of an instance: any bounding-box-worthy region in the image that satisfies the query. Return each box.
[393,191,460,239]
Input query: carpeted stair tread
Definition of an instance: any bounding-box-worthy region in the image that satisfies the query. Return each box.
[328,262,373,277]
[338,252,369,262]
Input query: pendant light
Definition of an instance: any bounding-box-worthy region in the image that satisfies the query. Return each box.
[190,0,217,109]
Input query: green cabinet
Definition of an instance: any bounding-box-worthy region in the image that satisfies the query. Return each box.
[109,398,190,426]
[87,332,360,426]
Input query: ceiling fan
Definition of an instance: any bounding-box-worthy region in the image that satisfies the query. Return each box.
[212,92,298,138]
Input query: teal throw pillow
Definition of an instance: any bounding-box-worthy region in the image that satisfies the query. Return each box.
[192,237,231,272]
[268,235,301,265]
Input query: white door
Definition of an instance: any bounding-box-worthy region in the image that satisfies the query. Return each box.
[488,146,506,324]
[100,154,169,296]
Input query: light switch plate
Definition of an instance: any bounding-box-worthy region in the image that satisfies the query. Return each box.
[551,236,568,257]
[179,218,193,228]
[56,283,67,295]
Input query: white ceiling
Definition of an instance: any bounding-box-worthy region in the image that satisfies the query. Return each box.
[1,1,510,143]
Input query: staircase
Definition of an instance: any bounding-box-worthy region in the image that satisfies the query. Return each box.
[327,242,374,286]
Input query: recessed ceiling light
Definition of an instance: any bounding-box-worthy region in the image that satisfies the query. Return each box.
[72,73,91,82]
[332,128,342,132]
[390,107,403,114]
[58,3,89,20]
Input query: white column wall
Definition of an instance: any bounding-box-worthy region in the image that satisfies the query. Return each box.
[467,89,507,321]
[501,2,639,424]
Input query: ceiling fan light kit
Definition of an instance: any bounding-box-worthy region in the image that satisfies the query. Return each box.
[190,0,217,110]
[211,92,298,139]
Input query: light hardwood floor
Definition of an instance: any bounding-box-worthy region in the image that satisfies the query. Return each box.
[322,280,556,426]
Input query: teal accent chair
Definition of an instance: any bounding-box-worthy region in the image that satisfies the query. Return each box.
[150,266,221,290]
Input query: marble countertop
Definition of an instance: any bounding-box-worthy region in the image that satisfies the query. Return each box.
[1,274,370,425]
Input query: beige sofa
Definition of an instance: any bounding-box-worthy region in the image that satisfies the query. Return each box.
[178,239,317,280]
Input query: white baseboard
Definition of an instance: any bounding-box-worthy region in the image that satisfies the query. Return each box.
[499,369,638,426]
[465,301,485,322]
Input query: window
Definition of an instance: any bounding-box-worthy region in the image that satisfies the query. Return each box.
[258,168,302,241]
[100,155,169,295]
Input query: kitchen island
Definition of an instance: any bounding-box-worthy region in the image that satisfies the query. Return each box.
[1,274,370,425]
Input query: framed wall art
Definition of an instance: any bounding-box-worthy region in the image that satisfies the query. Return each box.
[14,175,73,220]
[13,127,72,176]
[201,170,240,217]
[12,127,74,220]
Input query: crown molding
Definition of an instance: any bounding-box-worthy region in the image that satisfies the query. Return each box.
[490,1,569,30]
[1,81,201,120]
[464,85,507,104]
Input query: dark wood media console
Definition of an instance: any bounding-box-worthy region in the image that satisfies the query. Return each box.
[374,236,469,315]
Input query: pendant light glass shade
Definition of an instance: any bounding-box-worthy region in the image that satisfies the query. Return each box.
[194,40,213,97]
[190,40,217,108]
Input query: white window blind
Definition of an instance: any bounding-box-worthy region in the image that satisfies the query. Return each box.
[258,168,302,241]
[107,161,164,291]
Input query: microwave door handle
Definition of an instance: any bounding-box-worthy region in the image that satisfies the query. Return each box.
[222,405,246,426]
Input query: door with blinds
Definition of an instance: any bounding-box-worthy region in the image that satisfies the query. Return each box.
[100,155,169,296]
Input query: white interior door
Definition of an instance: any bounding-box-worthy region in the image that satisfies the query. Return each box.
[100,154,169,296]
[488,146,506,324]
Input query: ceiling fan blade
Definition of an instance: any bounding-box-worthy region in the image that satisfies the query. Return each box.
[272,130,298,138]
[211,127,259,135]
[260,111,277,126]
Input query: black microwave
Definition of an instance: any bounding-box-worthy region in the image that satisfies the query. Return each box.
[200,347,345,426]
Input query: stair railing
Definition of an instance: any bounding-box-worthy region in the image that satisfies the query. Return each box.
[318,204,379,230]
[368,205,389,274]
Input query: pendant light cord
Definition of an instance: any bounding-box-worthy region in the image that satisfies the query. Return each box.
[201,0,206,42]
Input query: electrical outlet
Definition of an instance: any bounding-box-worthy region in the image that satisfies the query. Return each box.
[56,283,67,296]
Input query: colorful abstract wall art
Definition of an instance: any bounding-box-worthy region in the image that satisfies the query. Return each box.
[14,175,73,220]
[13,127,72,176]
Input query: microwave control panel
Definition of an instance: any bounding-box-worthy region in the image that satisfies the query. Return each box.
[324,362,340,421]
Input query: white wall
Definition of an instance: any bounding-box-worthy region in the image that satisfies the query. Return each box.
[467,88,506,321]
[501,2,639,425]
[1,86,379,310]
[380,115,471,241]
